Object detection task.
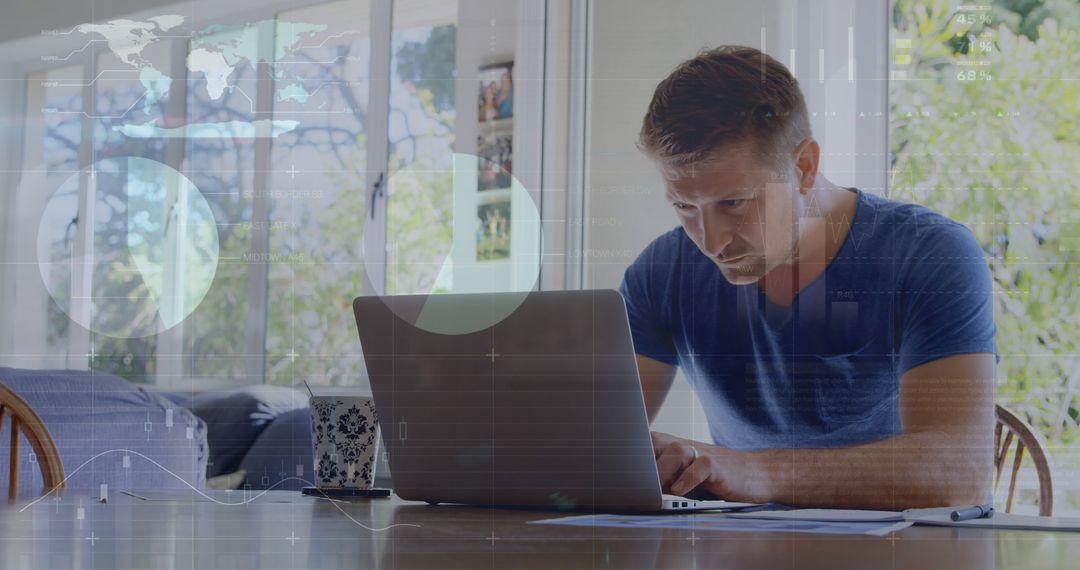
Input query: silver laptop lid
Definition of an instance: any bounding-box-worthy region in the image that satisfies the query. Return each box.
[353,290,664,511]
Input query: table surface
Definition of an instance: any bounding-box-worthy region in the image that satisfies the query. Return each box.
[1,490,1077,569]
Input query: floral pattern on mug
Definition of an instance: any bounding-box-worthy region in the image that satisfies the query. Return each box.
[310,397,380,488]
[311,398,340,446]
[316,451,340,486]
[337,405,369,440]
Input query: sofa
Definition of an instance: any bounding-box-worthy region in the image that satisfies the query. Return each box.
[1,368,387,496]
[163,383,316,490]
[0,368,208,496]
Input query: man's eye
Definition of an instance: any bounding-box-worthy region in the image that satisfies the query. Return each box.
[720,199,746,207]
[672,202,693,210]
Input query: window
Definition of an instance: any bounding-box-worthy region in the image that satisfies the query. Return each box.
[265,0,374,386]
[18,66,84,368]
[87,32,173,382]
[385,0,459,295]
[2,0,547,389]
[890,0,1080,512]
[180,24,261,384]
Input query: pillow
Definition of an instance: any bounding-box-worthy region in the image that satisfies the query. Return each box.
[0,368,209,495]
[186,385,308,478]
[238,407,313,491]
[158,391,194,410]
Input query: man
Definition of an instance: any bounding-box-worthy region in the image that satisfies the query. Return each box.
[621,46,998,510]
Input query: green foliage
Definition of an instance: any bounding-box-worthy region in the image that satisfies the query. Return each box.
[394,25,457,113]
[262,24,458,385]
[989,0,1080,40]
[263,165,368,386]
[892,0,1080,446]
[384,159,454,296]
[385,24,457,296]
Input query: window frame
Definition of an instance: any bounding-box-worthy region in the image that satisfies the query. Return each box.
[1,0,551,388]
[8,54,96,370]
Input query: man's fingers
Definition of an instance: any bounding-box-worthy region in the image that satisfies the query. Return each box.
[670,456,710,497]
[656,445,692,489]
[655,448,683,487]
[650,431,669,459]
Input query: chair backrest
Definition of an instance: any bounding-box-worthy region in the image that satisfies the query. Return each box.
[0,383,65,502]
[994,404,1053,516]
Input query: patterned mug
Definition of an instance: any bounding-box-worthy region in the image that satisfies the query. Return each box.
[309,395,381,489]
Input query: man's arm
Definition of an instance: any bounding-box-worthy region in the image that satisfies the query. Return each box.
[655,353,995,510]
[637,354,677,424]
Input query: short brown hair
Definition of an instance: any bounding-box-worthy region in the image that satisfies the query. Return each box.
[638,46,811,169]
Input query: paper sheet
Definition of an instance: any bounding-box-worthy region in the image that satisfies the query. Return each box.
[705,506,1080,532]
[904,511,1080,532]
[531,513,913,536]
[723,508,903,522]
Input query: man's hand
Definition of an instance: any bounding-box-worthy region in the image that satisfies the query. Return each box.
[651,431,760,501]
[651,354,995,509]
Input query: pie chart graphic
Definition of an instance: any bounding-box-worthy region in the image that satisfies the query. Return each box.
[37,157,220,339]
[362,152,543,335]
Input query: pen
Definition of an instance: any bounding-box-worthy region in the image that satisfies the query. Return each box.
[950,503,994,522]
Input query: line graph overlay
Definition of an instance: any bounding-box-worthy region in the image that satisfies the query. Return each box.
[18,449,420,533]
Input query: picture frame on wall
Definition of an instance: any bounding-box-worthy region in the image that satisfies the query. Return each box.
[476,60,514,261]
[478,61,513,122]
[476,200,511,261]
[478,134,512,192]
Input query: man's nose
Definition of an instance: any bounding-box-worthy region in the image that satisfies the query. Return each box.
[700,214,734,258]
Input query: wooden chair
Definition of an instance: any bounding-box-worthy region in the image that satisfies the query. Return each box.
[994,404,1053,516]
[0,383,65,502]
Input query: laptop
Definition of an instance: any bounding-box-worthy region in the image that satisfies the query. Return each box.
[352,289,747,512]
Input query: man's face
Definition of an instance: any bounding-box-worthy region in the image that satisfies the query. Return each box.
[661,144,803,285]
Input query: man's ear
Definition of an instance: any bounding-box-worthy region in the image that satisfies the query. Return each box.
[792,137,820,194]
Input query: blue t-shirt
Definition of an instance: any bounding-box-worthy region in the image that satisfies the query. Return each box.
[619,188,997,451]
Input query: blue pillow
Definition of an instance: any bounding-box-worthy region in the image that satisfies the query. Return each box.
[238,408,313,491]
[186,385,307,478]
[0,368,209,496]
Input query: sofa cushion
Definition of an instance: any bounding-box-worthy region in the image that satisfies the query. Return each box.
[238,407,313,491]
[185,385,307,478]
[0,368,209,496]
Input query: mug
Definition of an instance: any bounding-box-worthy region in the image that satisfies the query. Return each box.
[309,395,381,489]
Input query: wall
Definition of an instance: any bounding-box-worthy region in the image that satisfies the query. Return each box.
[0,60,18,362]
[780,0,889,195]
[448,0,547,295]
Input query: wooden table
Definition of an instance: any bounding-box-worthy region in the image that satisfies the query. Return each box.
[1,491,1077,569]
